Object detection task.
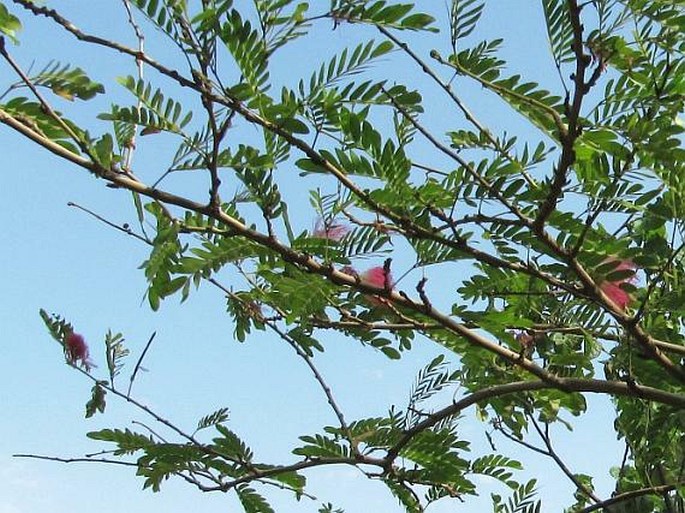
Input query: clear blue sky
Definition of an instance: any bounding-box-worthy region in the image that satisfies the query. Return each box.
[1,2,623,512]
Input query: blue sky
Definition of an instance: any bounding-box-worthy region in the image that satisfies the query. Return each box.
[0,2,624,512]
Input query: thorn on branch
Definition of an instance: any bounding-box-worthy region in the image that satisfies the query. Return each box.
[416,277,431,312]
[382,258,393,292]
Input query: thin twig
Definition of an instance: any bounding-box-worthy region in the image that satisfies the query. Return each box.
[67,202,149,243]
[120,0,145,173]
[13,454,140,468]
[529,416,602,504]
[127,331,156,397]
[209,274,354,446]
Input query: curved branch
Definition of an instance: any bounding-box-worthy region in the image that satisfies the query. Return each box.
[384,378,685,464]
[578,482,684,513]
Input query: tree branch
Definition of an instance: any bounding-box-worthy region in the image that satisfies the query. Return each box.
[578,482,684,513]
[384,378,685,465]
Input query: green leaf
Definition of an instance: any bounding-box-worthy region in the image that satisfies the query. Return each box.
[450,0,484,45]
[85,382,107,418]
[293,433,350,458]
[2,98,81,153]
[212,425,254,463]
[470,454,521,489]
[32,61,105,101]
[384,480,423,513]
[105,330,128,384]
[339,2,437,32]
[87,428,154,455]
[0,3,21,44]
[94,133,115,168]
[542,0,574,65]
[196,407,230,432]
[236,484,275,513]
[39,309,74,344]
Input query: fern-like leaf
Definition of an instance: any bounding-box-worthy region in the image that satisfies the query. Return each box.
[541,0,575,66]
[196,407,230,433]
[450,0,485,49]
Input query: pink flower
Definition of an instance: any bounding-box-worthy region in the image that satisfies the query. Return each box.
[339,265,394,307]
[599,259,637,311]
[313,218,349,241]
[361,266,394,307]
[361,266,393,288]
[65,332,94,370]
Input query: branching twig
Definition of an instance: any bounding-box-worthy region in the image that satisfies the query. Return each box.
[67,202,150,244]
[210,273,354,447]
[529,416,602,504]
[376,25,538,189]
[533,0,588,229]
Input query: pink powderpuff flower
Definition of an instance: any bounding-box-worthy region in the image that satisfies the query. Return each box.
[64,332,95,370]
[599,259,637,311]
[313,217,350,242]
[361,266,392,288]
[361,266,394,307]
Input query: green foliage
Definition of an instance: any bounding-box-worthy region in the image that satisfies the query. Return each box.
[399,427,470,480]
[0,2,20,44]
[404,355,460,427]
[254,0,311,55]
[541,0,574,66]
[212,425,254,463]
[449,0,484,48]
[319,504,344,513]
[130,0,183,38]
[492,479,540,513]
[28,61,105,101]
[139,202,185,310]
[85,382,107,418]
[87,428,156,455]
[470,454,522,489]
[0,97,81,153]
[39,309,74,345]
[195,407,230,433]
[299,39,394,103]
[99,76,193,135]
[294,433,351,459]
[104,330,128,384]
[236,485,275,513]
[332,1,437,32]
[383,479,423,513]
[9,1,685,512]
[222,8,271,104]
